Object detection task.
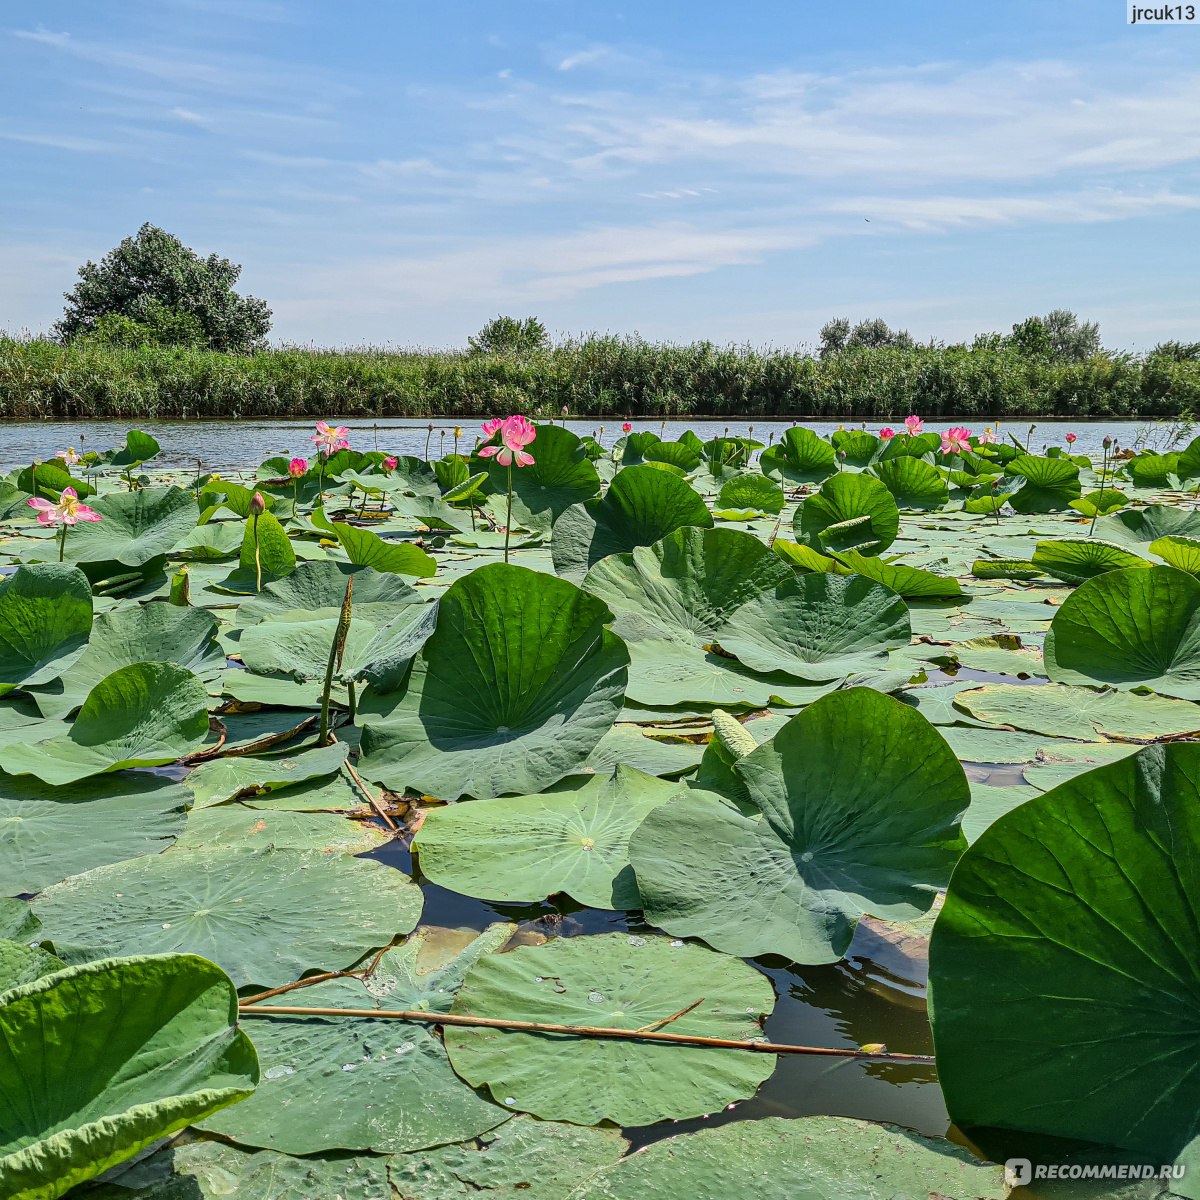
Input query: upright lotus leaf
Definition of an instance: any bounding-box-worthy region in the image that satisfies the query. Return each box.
[333,521,437,578]
[1068,488,1129,518]
[1099,504,1200,546]
[360,563,627,800]
[870,457,949,510]
[108,428,162,467]
[715,472,786,516]
[32,846,423,988]
[629,688,969,963]
[550,465,713,582]
[18,461,95,501]
[878,430,942,460]
[772,539,839,573]
[203,924,514,1153]
[0,772,189,896]
[759,426,836,484]
[795,473,900,557]
[930,743,1200,1162]
[571,1116,1005,1200]
[444,933,775,1126]
[63,486,199,566]
[1005,454,1082,512]
[185,741,349,808]
[1029,538,1149,585]
[31,601,224,719]
[616,430,661,464]
[715,572,911,682]
[0,563,92,696]
[831,428,881,467]
[0,954,257,1200]
[215,511,296,592]
[1044,566,1200,699]
[830,549,963,599]
[339,602,439,693]
[1151,534,1200,575]
[643,439,702,471]
[414,766,681,908]
[234,559,416,627]
[0,940,64,989]
[0,662,210,786]
[1126,450,1179,487]
[390,1115,626,1200]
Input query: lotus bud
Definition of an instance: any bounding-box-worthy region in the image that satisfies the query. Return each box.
[249,491,266,516]
[1103,435,1113,449]
[288,457,307,478]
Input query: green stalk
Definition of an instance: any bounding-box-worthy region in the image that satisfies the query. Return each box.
[318,577,354,745]
[58,522,67,563]
[424,425,433,461]
[252,512,262,593]
[1089,441,1110,539]
[504,461,513,564]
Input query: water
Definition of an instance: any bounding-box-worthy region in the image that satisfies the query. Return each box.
[0,416,1163,472]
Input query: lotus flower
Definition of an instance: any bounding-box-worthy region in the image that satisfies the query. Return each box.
[879,427,896,440]
[978,427,998,444]
[622,422,633,433]
[58,448,81,466]
[479,415,536,468]
[311,420,350,457]
[27,487,101,527]
[288,457,307,478]
[383,455,398,471]
[1065,432,1078,445]
[940,426,972,454]
[904,415,924,435]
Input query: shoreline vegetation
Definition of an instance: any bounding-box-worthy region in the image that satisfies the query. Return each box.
[2,334,1198,422]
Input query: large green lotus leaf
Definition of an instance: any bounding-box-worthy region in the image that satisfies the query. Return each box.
[870,456,949,510]
[946,634,1046,678]
[0,939,64,989]
[550,465,712,582]
[360,563,628,801]
[830,548,963,598]
[929,743,1200,1161]
[31,601,223,719]
[215,511,296,592]
[185,742,349,808]
[173,519,243,561]
[237,612,378,682]
[0,954,257,1200]
[0,662,210,786]
[339,603,441,693]
[108,428,162,467]
[1005,453,1082,512]
[333,521,437,578]
[1068,488,1130,519]
[582,722,704,778]
[203,924,513,1153]
[1151,534,1200,575]
[390,1115,626,1200]
[337,454,440,498]
[1099,504,1200,547]
[878,429,942,460]
[414,766,680,908]
[174,805,389,855]
[831,427,881,467]
[629,688,969,963]
[581,526,792,646]
[88,1140,393,1200]
[794,473,899,557]
[64,486,199,566]
[954,682,1200,741]
[715,472,785,515]
[0,899,38,941]
[32,847,421,988]
[233,560,417,627]
[0,564,93,696]
[1044,565,1200,699]
[715,572,911,681]
[643,439,702,472]
[759,426,836,484]
[0,772,189,896]
[1030,538,1149,585]
[1125,450,1179,487]
[568,1115,1005,1200]
[444,932,775,1127]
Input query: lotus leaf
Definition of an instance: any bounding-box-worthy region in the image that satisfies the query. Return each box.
[0,563,93,697]
[794,473,899,556]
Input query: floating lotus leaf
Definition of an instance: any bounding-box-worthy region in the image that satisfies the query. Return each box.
[0,954,257,1200]
[202,924,513,1153]
[715,572,911,681]
[569,1116,1005,1200]
[830,549,963,598]
[629,688,968,963]
[1029,538,1148,585]
[32,846,422,988]
[64,486,199,566]
[947,634,1045,678]
[1099,504,1200,546]
[759,426,836,484]
[0,899,38,941]
[1005,454,1082,512]
[360,563,628,801]
[236,611,378,682]
[930,743,1200,1162]
[582,722,704,778]
[174,805,388,855]
[551,465,713,582]
[0,772,189,896]
[794,473,899,556]
[185,742,349,808]
[333,521,437,577]
[0,563,93,696]
[0,662,210,786]
[870,457,949,510]
[444,932,775,1126]
[772,539,839,573]
[234,560,416,626]
[1044,565,1200,699]
[0,939,64,989]
[414,766,680,908]
[1151,534,1200,575]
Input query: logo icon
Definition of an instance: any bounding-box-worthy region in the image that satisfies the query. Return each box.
[1005,1158,1033,1187]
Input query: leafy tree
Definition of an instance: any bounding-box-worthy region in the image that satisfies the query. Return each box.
[817,318,851,359]
[468,315,549,356]
[819,317,913,357]
[1150,340,1200,362]
[55,223,271,352]
[1008,310,1100,361]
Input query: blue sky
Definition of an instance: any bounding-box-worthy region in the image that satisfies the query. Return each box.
[2,1,1198,349]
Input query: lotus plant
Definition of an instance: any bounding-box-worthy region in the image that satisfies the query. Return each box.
[479,415,537,563]
[940,426,972,454]
[57,447,81,466]
[879,427,896,440]
[382,455,398,471]
[249,490,267,592]
[311,421,349,499]
[904,415,924,436]
[28,487,102,561]
[287,456,307,510]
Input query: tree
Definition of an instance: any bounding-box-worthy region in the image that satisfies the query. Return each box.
[55,223,271,352]
[468,315,549,356]
[817,318,850,359]
[818,317,913,357]
[1008,310,1100,361]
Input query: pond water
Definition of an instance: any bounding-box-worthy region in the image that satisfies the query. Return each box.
[0,416,1171,471]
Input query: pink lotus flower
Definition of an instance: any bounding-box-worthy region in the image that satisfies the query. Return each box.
[622,422,633,433]
[382,455,398,471]
[940,426,972,454]
[310,420,350,457]
[27,487,101,527]
[58,448,81,466]
[479,414,537,468]
[904,415,924,435]
[288,457,307,478]
[978,428,998,444]
[1065,432,1078,445]
[879,427,896,440]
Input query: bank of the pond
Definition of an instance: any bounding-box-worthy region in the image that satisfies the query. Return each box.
[2,336,1197,421]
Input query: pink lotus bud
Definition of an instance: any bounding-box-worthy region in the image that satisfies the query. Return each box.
[288,457,307,478]
[249,491,266,516]
[383,455,398,471]
[622,422,632,433]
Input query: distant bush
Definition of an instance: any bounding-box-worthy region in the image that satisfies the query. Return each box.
[468,315,549,357]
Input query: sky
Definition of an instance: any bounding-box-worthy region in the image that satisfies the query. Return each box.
[1,1,1198,350]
